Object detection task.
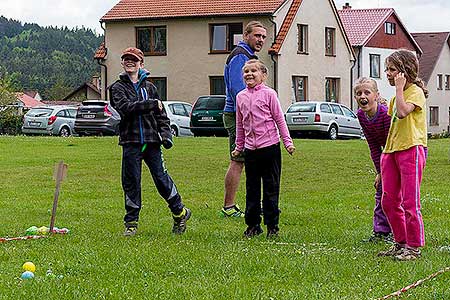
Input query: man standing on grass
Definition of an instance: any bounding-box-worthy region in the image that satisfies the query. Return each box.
[110,47,191,236]
[220,21,267,218]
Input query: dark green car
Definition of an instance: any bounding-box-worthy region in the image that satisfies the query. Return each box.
[190,95,227,137]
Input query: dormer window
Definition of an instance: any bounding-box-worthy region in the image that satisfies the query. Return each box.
[384,22,396,35]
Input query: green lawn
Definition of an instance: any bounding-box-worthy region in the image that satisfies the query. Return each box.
[0,136,449,299]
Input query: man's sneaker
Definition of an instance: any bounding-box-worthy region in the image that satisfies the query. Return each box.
[220,204,245,218]
[267,226,279,239]
[378,243,404,257]
[123,222,138,237]
[243,225,263,238]
[172,207,191,234]
[363,232,393,243]
[395,247,421,261]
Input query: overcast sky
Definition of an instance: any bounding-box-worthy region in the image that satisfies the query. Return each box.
[0,0,448,34]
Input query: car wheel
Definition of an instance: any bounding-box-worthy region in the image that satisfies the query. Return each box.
[328,124,338,140]
[59,127,71,137]
[170,125,178,137]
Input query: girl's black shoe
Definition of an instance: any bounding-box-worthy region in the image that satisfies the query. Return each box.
[243,225,263,238]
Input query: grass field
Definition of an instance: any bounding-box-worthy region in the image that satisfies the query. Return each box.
[0,136,449,299]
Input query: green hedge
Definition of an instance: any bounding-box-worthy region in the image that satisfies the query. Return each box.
[0,111,23,135]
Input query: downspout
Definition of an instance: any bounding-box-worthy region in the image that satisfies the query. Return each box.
[349,47,361,111]
[269,17,278,92]
[96,21,108,100]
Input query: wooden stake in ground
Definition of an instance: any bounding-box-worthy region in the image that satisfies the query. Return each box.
[49,161,68,233]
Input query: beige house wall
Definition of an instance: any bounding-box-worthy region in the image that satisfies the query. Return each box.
[426,45,450,134]
[103,17,275,104]
[274,0,354,111]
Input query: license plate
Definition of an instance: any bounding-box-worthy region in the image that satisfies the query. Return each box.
[28,121,41,126]
[293,117,307,123]
[83,114,96,119]
[200,116,214,121]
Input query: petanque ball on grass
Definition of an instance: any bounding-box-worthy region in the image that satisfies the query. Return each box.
[22,262,36,272]
[25,226,38,235]
[21,271,35,279]
[38,226,49,235]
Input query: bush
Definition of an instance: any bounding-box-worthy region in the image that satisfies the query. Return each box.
[0,110,23,135]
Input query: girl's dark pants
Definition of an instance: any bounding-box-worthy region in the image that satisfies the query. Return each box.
[121,143,183,223]
[244,143,281,229]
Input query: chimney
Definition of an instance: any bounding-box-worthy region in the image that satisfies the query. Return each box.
[343,2,352,9]
[92,76,100,91]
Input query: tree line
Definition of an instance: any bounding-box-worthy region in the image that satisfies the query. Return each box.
[0,16,103,100]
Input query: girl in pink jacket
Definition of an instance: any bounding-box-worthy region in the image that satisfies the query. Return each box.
[232,59,295,238]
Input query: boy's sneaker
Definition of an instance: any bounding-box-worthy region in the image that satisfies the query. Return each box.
[123,222,138,237]
[377,243,404,257]
[267,226,279,239]
[395,247,421,261]
[172,207,191,234]
[243,225,263,238]
[363,232,393,243]
[220,205,245,218]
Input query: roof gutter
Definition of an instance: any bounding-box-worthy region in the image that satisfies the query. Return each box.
[269,17,278,92]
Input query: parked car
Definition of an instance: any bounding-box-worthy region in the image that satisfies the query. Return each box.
[162,101,193,137]
[74,100,120,136]
[285,101,362,140]
[22,106,77,137]
[189,95,227,137]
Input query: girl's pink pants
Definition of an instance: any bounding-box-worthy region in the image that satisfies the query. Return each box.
[381,145,426,247]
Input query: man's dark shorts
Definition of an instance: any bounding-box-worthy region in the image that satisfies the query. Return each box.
[223,112,244,162]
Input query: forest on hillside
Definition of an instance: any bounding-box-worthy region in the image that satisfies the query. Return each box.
[0,16,103,100]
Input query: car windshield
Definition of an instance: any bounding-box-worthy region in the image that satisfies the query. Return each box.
[194,97,224,110]
[287,103,316,113]
[27,108,53,117]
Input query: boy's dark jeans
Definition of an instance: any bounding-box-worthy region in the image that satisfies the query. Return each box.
[121,143,183,223]
[244,143,281,229]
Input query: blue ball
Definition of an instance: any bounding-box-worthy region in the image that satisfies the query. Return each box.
[21,271,35,279]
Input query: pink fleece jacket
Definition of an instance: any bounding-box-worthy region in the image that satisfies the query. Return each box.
[235,83,293,151]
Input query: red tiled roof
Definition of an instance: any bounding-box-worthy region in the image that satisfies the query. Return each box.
[338,8,393,46]
[101,0,285,21]
[411,32,450,83]
[16,93,43,108]
[269,0,302,55]
[94,42,106,59]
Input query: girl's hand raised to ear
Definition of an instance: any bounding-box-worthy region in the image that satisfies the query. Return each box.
[394,72,407,90]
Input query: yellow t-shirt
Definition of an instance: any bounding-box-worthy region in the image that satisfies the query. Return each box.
[384,84,427,153]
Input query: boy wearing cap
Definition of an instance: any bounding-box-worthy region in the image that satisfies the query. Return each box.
[110,47,191,236]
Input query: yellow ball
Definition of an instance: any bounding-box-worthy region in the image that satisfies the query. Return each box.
[22,262,36,273]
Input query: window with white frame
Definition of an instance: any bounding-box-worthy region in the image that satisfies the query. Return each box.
[430,106,439,126]
[297,24,308,54]
[437,74,443,90]
[369,54,381,78]
[325,27,335,56]
[292,76,308,101]
[325,78,340,102]
[384,22,396,35]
